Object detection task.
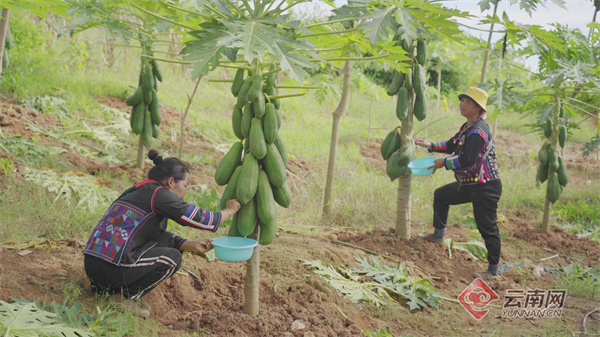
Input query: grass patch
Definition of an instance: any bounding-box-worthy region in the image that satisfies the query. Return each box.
[554,263,600,299]
[0,178,107,242]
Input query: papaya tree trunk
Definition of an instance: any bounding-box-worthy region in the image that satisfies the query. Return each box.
[136,134,145,170]
[480,1,498,136]
[0,9,10,76]
[541,197,551,233]
[436,63,442,110]
[396,91,414,239]
[178,75,203,159]
[322,60,352,217]
[244,245,260,315]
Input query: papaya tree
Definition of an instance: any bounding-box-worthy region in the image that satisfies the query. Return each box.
[334,0,469,239]
[500,20,600,232]
[301,16,407,218]
[165,0,352,315]
[65,0,203,169]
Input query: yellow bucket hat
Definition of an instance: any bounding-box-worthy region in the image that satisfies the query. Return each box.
[458,87,488,112]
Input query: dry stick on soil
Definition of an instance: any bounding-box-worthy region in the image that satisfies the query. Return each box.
[332,239,430,280]
[181,266,212,292]
[542,247,587,265]
[178,75,203,159]
[583,308,600,336]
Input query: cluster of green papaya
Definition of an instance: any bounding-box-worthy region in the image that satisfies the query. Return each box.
[386,38,428,122]
[214,68,291,245]
[2,26,13,69]
[536,105,568,203]
[380,37,426,180]
[380,127,415,181]
[125,55,162,148]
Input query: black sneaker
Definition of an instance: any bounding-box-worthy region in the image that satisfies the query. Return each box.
[424,234,444,246]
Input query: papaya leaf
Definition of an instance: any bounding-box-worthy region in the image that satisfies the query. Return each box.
[0,300,92,337]
[452,240,488,260]
[301,259,390,307]
[361,6,396,45]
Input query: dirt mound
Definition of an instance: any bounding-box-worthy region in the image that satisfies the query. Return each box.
[0,96,62,138]
[0,233,374,337]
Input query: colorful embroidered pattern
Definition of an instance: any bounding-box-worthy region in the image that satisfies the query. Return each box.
[177,204,220,232]
[430,141,447,152]
[83,201,147,262]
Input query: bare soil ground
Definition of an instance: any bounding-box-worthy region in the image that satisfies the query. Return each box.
[1,96,600,336]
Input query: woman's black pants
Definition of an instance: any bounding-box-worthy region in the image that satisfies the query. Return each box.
[84,235,182,300]
[433,179,502,265]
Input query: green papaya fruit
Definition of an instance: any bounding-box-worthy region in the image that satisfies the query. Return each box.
[263,103,277,144]
[142,109,153,147]
[232,104,244,140]
[258,218,277,245]
[536,163,549,184]
[126,86,144,106]
[272,181,291,208]
[236,153,260,204]
[538,142,550,165]
[414,94,427,121]
[416,39,427,65]
[220,165,242,210]
[386,151,406,181]
[557,157,568,187]
[558,126,567,148]
[250,118,267,160]
[231,69,245,97]
[237,78,252,107]
[547,147,559,173]
[547,172,561,203]
[241,102,253,138]
[237,197,257,236]
[387,71,404,96]
[215,142,243,186]
[396,87,409,121]
[131,103,145,135]
[380,129,401,160]
[543,119,553,138]
[413,64,427,96]
[274,133,288,168]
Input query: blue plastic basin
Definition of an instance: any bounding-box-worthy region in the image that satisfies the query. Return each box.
[408,156,437,176]
[212,237,258,262]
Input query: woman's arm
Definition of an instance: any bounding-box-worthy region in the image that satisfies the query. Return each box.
[443,131,487,170]
[153,189,241,232]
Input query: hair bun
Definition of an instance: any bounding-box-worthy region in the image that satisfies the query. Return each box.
[147,149,163,165]
[153,156,164,165]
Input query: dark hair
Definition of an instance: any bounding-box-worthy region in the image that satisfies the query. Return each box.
[147,149,190,183]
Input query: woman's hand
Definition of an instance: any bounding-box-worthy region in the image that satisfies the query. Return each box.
[428,158,445,174]
[415,139,431,149]
[222,199,241,221]
[190,238,213,253]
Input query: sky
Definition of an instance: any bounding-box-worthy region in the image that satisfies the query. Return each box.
[445,0,596,41]
[293,0,597,70]
[295,0,597,41]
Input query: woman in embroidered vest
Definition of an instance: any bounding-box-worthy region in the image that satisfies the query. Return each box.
[83,150,241,318]
[415,87,502,281]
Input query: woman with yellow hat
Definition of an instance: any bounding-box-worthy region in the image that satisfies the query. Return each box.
[415,86,502,280]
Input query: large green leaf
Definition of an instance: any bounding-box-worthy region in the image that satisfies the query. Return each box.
[0,301,92,337]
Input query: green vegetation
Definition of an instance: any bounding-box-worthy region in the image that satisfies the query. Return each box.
[0,2,599,336]
[554,264,600,299]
